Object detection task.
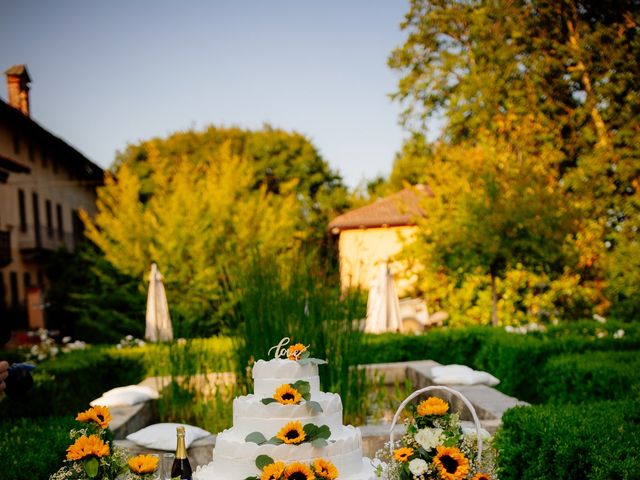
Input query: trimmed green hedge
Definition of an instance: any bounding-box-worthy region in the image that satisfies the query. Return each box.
[538,350,640,403]
[0,347,146,421]
[364,324,640,403]
[496,401,640,479]
[0,416,77,480]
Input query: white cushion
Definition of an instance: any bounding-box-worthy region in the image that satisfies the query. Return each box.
[90,385,159,407]
[126,423,211,451]
[430,364,500,386]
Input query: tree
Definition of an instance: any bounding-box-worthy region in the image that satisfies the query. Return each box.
[414,126,578,325]
[113,125,351,245]
[81,145,304,334]
[390,0,639,320]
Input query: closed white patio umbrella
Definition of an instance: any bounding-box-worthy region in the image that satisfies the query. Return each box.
[365,264,401,333]
[145,263,173,342]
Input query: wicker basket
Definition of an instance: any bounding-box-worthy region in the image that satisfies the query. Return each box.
[388,385,484,464]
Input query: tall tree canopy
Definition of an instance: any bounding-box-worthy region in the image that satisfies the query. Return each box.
[114,124,351,243]
[82,126,348,334]
[389,0,639,321]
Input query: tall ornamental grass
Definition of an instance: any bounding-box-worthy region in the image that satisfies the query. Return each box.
[143,338,237,433]
[227,252,369,423]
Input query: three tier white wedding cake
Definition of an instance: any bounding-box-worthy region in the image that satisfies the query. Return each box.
[194,339,376,479]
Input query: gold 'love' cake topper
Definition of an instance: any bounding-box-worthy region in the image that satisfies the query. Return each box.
[268,337,327,366]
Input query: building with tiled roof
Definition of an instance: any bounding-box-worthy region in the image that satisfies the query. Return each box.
[329,185,430,295]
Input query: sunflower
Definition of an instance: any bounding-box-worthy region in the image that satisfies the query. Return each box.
[471,474,491,480]
[417,396,449,416]
[261,461,286,480]
[393,447,414,462]
[432,445,470,480]
[66,434,110,461]
[274,384,302,405]
[75,405,112,429]
[284,462,315,480]
[127,454,159,474]
[287,343,307,361]
[276,421,306,444]
[312,458,338,479]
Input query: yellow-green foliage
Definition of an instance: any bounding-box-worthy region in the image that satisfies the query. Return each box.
[82,144,304,332]
[420,266,599,327]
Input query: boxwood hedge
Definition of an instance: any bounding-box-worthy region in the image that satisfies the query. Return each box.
[496,401,640,480]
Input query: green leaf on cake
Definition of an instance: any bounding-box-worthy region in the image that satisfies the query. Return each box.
[245,432,268,445]
[266,437,284,445]
[302,423,331,442]
[307,400,323,413]
[261,398,278,405]
[300,350,310,359]
[311,438,329,448]
[298,357,328,366]
[316,424,331,439]
[293,380,311,394]
[255,455,275,470]
[303,423,319,439]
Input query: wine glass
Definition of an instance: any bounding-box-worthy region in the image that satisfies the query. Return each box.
[162,453,175,480]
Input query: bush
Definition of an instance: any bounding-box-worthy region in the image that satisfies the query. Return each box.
[363,327,491,364]
[474,331,640,403]
[363,324,640,403]
[0,347,146,421]
[538,350,640,403]
[0,416,77,480]
[496,401,640,479]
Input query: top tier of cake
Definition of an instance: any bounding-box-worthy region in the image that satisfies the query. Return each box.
[252,358,320,398]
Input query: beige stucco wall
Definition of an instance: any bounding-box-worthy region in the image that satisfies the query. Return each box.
[338,225,419,297]
[0,113,99,317]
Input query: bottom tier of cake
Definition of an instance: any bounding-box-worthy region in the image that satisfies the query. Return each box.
[193,457,377,480]
[192,425,377,480]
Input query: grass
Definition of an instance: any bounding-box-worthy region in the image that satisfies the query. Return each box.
[225,252,369,423]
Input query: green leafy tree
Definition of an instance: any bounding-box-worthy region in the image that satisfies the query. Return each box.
[390,0,639,320]
[413,126,578,325]
[82,145,304,334]
[114,125,350,245]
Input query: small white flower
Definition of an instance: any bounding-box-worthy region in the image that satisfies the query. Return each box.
[62,336,72,344]
[408,458,428,476]
[613,329,625,339]
[414,427,444,451]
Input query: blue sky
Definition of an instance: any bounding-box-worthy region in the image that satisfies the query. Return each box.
[0,0,414,188]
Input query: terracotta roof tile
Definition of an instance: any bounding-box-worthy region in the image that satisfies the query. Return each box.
[329,184,431,231]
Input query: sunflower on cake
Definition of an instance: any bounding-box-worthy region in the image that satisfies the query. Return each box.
[193,338,376,480]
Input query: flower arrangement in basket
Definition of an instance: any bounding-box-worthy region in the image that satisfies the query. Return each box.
[50,405,159,480]
[374,386,497,480]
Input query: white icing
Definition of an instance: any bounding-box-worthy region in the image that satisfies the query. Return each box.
[232,392,343,438]
[253,358,318,379]
[252,359,321,398]
[193,356,376,479]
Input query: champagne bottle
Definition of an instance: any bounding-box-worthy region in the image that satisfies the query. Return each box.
[171,426,193,480]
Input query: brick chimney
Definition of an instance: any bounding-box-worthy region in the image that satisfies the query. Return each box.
[5,64,31,116]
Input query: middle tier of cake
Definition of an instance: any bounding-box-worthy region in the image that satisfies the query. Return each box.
[232,392,343,438]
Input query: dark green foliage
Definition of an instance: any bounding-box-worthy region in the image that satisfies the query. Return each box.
[363,327,491,364]
[538,350,640,404]
[363,324,640,403]
[0,347,145,421]
[496,401,640,480]
[44,243,145,343]
[0,416,77,480]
